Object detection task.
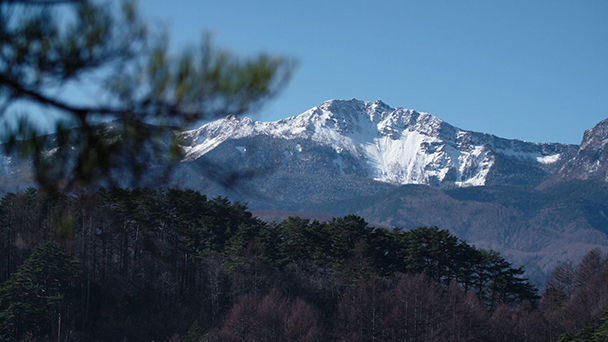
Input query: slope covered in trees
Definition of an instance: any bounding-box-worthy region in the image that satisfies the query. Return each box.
[0,188,605,341]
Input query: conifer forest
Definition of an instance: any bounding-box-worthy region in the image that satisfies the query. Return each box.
[0,188,607,341]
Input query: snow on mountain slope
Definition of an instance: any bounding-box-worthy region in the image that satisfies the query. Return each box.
[180,99,576,188]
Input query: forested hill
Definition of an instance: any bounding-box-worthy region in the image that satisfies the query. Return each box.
[0,188,607,341]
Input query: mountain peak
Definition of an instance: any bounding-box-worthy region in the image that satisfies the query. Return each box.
[318,98,367,112]
[315,98,419,125]
[581,118,608,150]
[539,117,608,188]
[371,99,389,108]
[318,98,392,112]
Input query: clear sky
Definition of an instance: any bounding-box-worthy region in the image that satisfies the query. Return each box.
[139,0,607,144]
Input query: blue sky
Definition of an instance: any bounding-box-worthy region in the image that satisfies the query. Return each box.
[140,0,607,144]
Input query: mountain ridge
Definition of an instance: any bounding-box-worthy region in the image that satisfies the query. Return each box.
[540,118,608,188]
[179,98,578,191]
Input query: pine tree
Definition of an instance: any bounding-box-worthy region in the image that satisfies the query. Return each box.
[183,320,204,342]
[0,243,80,342]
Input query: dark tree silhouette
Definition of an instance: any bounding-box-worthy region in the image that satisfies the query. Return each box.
[0,243,80,342]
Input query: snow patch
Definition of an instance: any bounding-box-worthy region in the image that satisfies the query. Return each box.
[537,154,561,164]
[600,210,608,222]
[496,148,561,165]
[333,156,346,175]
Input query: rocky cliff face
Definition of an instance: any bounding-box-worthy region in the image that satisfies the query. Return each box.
[540,118,608,188]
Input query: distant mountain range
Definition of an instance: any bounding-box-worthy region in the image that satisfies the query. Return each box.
[2,99,607,285]
[179,99,578,190]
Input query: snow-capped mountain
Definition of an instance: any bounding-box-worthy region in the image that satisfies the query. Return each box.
[179,99,577,190]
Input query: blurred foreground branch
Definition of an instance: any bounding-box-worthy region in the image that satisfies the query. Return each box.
[0,0,294,191]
